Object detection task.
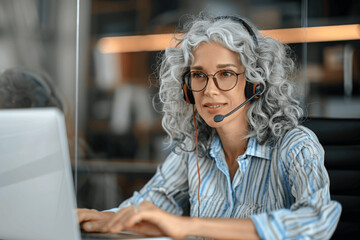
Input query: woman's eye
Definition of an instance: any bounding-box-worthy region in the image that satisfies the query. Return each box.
[192,72,204,78]
[221,71,234,77]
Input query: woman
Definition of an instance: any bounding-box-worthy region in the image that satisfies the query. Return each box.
[78,15,341,239]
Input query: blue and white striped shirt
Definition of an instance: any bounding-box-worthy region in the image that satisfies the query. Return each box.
[116,126,341,239]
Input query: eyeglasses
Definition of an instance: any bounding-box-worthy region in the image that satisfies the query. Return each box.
[184,69,245,92]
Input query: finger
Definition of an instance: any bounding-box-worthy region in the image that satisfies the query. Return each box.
[123,211,145,228]
[124,205,162,228]
[113,207,155,234]
[118,202,159,231]
[124,209,180,237]
[77,209,100,223]
[78,210,115,233]
[107,218,127,234]
[104,207,133,232]
[81,220,105,232]
[125,221,163,236]
[107,207,141,233]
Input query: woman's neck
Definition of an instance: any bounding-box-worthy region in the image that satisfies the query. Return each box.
[216,120,249,164]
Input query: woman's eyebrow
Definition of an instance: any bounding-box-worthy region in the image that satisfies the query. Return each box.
[190,64,238,70]
[190,66,203,70]
[217,64,237,68]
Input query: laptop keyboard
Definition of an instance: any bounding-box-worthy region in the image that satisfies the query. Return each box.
[81,230,172,240]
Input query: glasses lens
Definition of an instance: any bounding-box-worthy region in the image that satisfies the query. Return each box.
[188,71,208,91]
[214,70,237,90]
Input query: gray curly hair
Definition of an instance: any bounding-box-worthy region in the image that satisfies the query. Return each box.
[158,14,303,155]
[0,67,65,111]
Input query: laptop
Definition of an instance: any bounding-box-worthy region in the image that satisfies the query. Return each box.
[0,108,174,240]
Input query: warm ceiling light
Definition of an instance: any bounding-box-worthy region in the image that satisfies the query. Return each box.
[98,33,179,53]
[262,24,360,44]
[98,24,360,53]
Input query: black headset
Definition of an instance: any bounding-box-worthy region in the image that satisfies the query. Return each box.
[182,16,263,105]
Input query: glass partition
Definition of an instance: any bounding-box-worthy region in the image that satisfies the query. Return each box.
[0,0,77,158]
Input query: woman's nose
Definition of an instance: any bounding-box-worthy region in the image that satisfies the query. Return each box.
[203,75,220,95]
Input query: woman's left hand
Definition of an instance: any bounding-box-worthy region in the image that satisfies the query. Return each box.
[104,201,190,238]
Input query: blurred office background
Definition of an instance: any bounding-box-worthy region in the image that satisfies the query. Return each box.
[0,0,359,210]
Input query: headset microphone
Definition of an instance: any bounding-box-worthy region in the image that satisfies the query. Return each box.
[213,84,263,123]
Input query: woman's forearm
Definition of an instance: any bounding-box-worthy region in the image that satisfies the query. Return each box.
[184,217,260,240]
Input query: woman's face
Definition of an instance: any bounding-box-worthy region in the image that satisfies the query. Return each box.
[191,42,248,129]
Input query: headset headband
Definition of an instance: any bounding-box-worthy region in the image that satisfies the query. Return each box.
[214,16,258,47]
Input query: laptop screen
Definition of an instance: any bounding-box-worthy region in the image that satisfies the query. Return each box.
[0,108,81,240]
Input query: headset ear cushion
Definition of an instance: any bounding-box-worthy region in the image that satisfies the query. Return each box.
[253,83,263,98]
[245,82,262,99]
[183,84,195,104]
[245,81,254,99]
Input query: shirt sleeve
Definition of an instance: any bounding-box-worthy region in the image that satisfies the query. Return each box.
[111,150,190,215]
[251,127,342,240]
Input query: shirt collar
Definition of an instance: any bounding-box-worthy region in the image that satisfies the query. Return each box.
[244,137,273,160]
[208,134,273,161]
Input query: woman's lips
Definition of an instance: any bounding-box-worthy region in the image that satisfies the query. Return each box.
[207,104,222,108]
[203,103,226,114]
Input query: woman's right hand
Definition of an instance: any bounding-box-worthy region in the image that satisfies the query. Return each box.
[77,208,115,232]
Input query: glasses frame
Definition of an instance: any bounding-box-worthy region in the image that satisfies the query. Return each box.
[184,69,245,92]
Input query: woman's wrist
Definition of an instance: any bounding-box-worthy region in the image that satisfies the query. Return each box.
[184,217,201,238]
[179,217,260,240]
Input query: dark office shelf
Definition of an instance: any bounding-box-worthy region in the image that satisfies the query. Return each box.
[73,159,158,176]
